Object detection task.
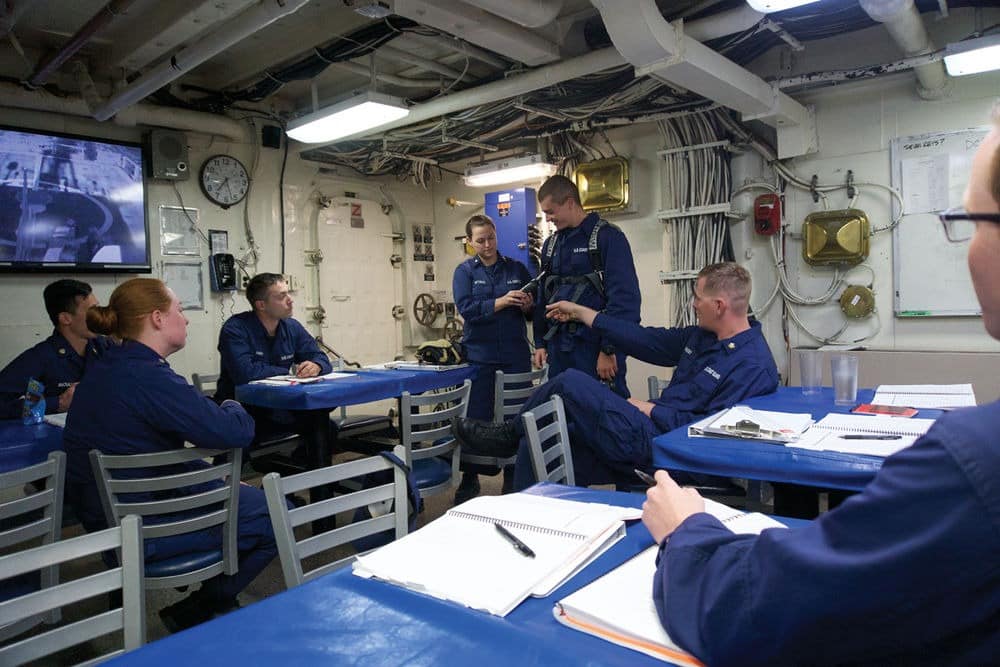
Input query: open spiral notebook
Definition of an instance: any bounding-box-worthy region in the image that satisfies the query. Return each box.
[352,493,640,617]
[794,413,936,456]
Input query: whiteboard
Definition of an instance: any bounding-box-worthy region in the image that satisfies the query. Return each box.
[891,127,989,317]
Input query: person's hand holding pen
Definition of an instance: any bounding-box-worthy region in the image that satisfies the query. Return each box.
[292,361,321,378]
[640,469,705,545]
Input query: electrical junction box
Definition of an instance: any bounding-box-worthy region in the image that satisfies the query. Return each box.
[754,194,781,235]
[485,188,539,274]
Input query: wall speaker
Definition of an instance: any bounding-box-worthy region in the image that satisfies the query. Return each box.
[147,129,189,180]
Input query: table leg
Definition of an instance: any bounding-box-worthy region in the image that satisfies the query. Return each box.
[301,408,337,533]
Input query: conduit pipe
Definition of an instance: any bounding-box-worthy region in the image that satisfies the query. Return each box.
[376,44,475,82]
[858,0,948,99]
[459,0,563,28]
[0,0,38,38]
[27,0,140,88]
[0,81,246,141]
[331,61,443,89]
[93,0,313,122]
[309,47,627,149]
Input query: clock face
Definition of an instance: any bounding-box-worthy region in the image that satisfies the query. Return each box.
[199,154,249,208]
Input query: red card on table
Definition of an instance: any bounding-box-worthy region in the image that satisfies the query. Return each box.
[852,403,919,418]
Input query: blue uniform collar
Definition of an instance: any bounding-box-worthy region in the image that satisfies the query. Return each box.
[715,319,763,354]
[48,329,102,361]
[246,311,289,339]
[473,253,510,268]
[116,339,169,365]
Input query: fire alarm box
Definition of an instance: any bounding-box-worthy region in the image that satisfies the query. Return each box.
[754,194,781,235]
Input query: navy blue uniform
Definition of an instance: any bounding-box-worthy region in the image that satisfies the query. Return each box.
[63,341,277,601]
[655,403,1000,666]
[453,254,533,421]
[513,317,777,489]
[533,213,640,396]
[0,331,109,419]
[216,311,332,437]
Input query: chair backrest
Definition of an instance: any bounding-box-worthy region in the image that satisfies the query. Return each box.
[647,375,668,401]
[0,514,145,666]
[492,366,549,423]
[399,380,472,496]
[0,451,65,640]
[191,373,219,397]
[262,445,409,588]
[522,395,574,485]
[89,446,242,589]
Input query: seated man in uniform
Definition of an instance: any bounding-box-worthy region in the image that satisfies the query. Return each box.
[639,103,1000,666]
[454,261,778,489]
[216,273,332,442]
[0,279,107,419]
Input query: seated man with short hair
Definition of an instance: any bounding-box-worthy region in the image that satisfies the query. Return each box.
[216,273,332,442]
[454,262,778,489]
[0,279,108,419]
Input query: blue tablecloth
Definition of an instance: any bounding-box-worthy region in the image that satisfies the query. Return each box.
[108,483,807,666]
[235,366,478,411]
[0,420,63,473]
[652,386,943,491]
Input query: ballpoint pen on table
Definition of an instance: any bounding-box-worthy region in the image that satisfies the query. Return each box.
[494,522,535,558]
[840,435,902,440]
[634,468,657,487]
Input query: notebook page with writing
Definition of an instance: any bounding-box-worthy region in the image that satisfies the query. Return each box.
[873,384,975,409]
[352,494,637,616]
[553,504,785,664]
[792,414,936,456]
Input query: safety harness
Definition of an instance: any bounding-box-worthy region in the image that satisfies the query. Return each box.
[540,217,615,342]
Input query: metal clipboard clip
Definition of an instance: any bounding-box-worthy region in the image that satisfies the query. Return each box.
[721,419,792,442]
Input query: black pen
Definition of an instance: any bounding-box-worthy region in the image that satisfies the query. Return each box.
[634,468,657,487]
[840,435,902,440]
[494,522,535,558]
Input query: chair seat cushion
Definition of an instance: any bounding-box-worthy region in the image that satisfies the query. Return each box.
[0,572,40,602]
[412,457,452,490]
[145,550,222,578]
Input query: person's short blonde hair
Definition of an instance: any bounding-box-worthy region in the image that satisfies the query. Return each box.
[698,262,751,313]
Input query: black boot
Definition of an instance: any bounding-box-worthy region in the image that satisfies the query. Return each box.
[451,417,519,457]
[454,472,481,505]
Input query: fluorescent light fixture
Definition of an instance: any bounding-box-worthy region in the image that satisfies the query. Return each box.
[944,34,1000,76]
[464,154,558,188]
[745,0,821,13]
[286,91,409,144]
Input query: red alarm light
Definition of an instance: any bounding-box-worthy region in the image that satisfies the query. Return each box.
[754,194,781,235]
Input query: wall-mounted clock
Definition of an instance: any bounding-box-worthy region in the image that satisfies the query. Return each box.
[199,154,249,209]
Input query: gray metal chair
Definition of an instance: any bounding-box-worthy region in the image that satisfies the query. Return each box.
[262,445,409,588]
[0,451,65,641]
[461,366,549,469]
[522,395,575,485]
[192,372,301,461]
[399,380,472,499]
[646,375,757,509]
[90,446,241,592]
[0,514,145,666]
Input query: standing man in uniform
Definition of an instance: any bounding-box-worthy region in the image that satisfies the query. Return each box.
[534,175,641,397]
[455,262,778,489]
[216,273,332,440]
[0,279,107,419]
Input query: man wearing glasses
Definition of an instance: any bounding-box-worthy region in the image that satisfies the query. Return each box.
[641,102,1000,664]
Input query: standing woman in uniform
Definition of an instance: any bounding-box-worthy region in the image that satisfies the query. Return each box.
[452,214,534,503]
[62,278,279,633]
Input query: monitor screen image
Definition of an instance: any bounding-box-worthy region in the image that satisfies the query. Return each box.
[0,126,150,273]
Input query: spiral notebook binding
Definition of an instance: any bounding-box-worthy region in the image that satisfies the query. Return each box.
[449,510,587,541]
[816,424,919,436]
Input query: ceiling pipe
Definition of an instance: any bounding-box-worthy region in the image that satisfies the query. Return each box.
[399,32,509,69]
[331,60,444,89]
[857,0,949,99]
[307,47,627,149]
[93,0,313,122]
[0,0,37,39]
[392,0,560,65]
[683,6,764,42]
[0,81,246,140]
[459,0,563,28]
[376,44,476,82]
[26,0,140,88]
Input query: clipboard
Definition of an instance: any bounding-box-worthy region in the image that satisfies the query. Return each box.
[688,406,814,444]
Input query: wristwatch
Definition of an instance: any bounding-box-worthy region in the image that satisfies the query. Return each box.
[601,344,616,356]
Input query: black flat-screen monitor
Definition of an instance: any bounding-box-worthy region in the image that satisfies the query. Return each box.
[0,125,150,273]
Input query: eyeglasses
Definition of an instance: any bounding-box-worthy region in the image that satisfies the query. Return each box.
[938,207,1000,243]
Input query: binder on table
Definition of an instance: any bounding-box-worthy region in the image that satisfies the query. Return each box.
[872,384,976,410]
[688,406,814,444]
[249,371,355,386]
[553,499,785,664]
[352,493,640,617]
